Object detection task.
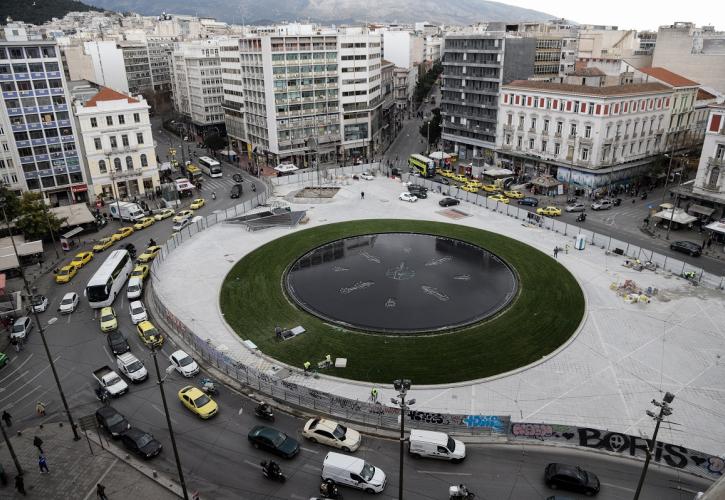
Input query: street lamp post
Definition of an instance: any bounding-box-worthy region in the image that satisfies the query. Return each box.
[0,198,79,441]
[392,379,415,500]
[0,419,23,475]
[665,172,683,240]
[150,346,189,500]
[632,392,675,500]
[426,121,430,156]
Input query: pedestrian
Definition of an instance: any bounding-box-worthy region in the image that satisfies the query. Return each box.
[33,436,44,454]
[361,191,365,199]
[97,483,109,500]
[38,454,49,473]
[1,410,11,427]
[36,401,46,417]
[15,475,26,496]
[553,246,559,258]
[12,337,19,352]
[303,361,311,374]
[370,387,379,403]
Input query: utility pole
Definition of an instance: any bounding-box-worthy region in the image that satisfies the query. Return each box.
[151,346,189,500]
[426,121,430,156]
[633,392,675,500]
[392,379,415,500]
[0,419,23,475]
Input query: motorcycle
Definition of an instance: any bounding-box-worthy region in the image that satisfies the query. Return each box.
[252,184,257,192]
[640,192,648,200]
[449,484,475,499]
[317,479,343,499]
[261,460,285,482]
[576,213,587,222]
[200,378,218,396]
[254,402,274,421]
[212,191,216,200]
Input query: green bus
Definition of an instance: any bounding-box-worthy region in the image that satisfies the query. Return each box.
[408,154,436,178]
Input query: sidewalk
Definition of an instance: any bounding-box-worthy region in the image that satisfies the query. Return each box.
[0,422,180,499]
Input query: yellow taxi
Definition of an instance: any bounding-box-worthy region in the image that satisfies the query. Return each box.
[137,320,164,348]
[70,251,93,270]
[189,198,205,210]
[92,237,114,252]
[461,184,479,193]
[439,170,454,178]
[537,206,562,217]
[133,217,156,230]
[465,179,483,189]
[173,210,194,223]
[131,264,150,280]
[111,227,134,242]
[451,174,468,183]
[504,190,524,199]
[99,306,118,332]
[55,265,77,284]
[154,208,174,221]
[178,385,218,419]
[481,184,499,193]
[137,246,161,264]
[488,194,510,204]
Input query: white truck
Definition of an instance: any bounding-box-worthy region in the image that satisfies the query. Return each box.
[116,353,148,383]
[93,365,129,397]
[108,201,145,222]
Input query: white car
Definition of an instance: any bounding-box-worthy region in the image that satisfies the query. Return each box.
[173,215,204,232]
[58,292,79,314]
[126,277,143,300]
[399,192,418,203]
[169,349,199,377]
[31,295,49,313]
[565,203,586,212]
[359,172,374,180]
[129,301,148,324]
[302,417,362,452]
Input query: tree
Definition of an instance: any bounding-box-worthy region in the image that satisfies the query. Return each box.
[0,184,21,221]
[14,193,66,240]
[203,133,227,154]
[419,108,442,147]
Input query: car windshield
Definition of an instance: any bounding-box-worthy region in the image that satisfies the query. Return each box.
[178,355,193,367]
[61,297,74,305]
[59,268,70,276]
[575,468,587,483]
[332,424,347,440]
[32,296,44,305]
[127,361,143,372]
[101,314,114,322]
[447,436,456,452]
[194,394,211,407]
[360,462,375,482]
[128,285,139,292]
[143,327,158,338]
[131,306,145,315]
[106,413,124,426]
[271,431,286,447]
[12,323,24,333]
[136,434,153,447]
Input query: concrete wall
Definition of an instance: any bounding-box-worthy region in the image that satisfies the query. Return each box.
[502,37,535,84]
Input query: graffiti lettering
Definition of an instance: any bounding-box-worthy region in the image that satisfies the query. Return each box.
[512,423,554,440]
[281,380,298,392]
[408,410,450,425]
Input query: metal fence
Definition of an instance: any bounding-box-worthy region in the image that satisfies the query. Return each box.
[270,162,382,186]
[146,174,723,479]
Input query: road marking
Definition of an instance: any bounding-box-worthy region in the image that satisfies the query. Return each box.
[243,459,261,469]
[0,355,34,385]
[82,458,118,500]
[303,463,319,471]
[300,446,320,454]
[600,482,635,492]
[0,356,59,403]
[237,407,244,416]
[416,470,471,476]
[150,404,178,424]
[8,385,42,408]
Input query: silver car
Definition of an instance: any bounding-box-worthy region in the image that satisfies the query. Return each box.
[565,203,586,212]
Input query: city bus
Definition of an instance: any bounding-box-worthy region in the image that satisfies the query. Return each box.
[85,250,133,308]
[408,154,436,178]
[198,156,222,178]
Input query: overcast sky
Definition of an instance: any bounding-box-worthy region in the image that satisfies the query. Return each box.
[500,0,723,31]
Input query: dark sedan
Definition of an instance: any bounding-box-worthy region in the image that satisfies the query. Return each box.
[670,240,702,257]
[95,406,130,438]
[439,197,460,207]
[107,331,130,355]
[248,425,300,458]
[518,196,539,207]
[230,184,242,198]
[545,463,600,496]
[434,177,450,185]
[120,428,162,459]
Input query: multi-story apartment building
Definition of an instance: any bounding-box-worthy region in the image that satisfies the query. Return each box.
[686,105,725,215]
[119,41,153,94]
[652,23,725,94]
[0,31,90,205]
[495,80,674,191]
[71,83,159,200]
[171,39,225,138]
[219,37,245,153]
[61,40,129,94]
[382,30,424,108]
[440,31,535,169]
[380,59,398,150]
[146,35,174,92]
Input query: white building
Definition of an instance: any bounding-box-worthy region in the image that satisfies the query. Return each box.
[62,40,129,93]
[381,30,424,69]
[171,39,225,138]
[72,83,160,200]
[496,80,674,191]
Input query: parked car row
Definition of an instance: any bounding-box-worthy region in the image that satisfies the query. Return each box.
[95,405,162,459]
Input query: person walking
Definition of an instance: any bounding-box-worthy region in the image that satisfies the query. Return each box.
[553,246,559,258]
[361,191,365,200]
[1,410,11,427]
[96,483,109,500]
[33,436,44,454]
[36,401,46,417]
[38,454,49,474]
[370,387,379,403]
[15,475,26,496]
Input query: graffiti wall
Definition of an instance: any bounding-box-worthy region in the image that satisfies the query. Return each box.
[510,422,724,480]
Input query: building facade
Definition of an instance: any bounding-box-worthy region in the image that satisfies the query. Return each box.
[0,35,90,205]
[72,84,160,201]
[219,36,245,153]
[495,80,674,191]
[119,41,153,94]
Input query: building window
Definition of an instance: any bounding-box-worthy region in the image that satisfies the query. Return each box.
[715,144,725,160]
[136,132,144,144]
[528,138,534,149]
[556,121,563,135]
[126,156,134,169]
[109,136,117,148]
[106,116,113,126]
[581,148,589,161]
[585,125,591,138]
[518,116,524,129]
[708,166,720,187]
[122,135,129,147]
[570,124,577,137]
[140,154,148,167]
[114,157,122,171]
[554,143,560,155]
[94,137,102,150]
[542,140,547,152]
[507,114,512,125]
[543,119,549,132]
[517,136,522,148]
[90,117,97,128]
[530,118,536,130]
[118,115,125,125]
[505,134,511,145]
[98,159,107,173]
[133,113,140,123]
[605,124,610,138]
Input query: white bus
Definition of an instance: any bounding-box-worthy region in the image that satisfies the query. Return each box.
[198,156,222,178]
[86,250,133,308]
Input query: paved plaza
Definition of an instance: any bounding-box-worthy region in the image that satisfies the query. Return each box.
[152,175,725,457]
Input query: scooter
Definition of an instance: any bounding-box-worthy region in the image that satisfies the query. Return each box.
[449,484,475,499]
[314,480,343,499]
[254,402,274,421]
[576,213,587,222]
[261,461,285,482]
[200,378,218,396]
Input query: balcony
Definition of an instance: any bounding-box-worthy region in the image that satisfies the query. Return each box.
[708,157,725,169]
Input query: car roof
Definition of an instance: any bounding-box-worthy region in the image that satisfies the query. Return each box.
[130,300,145,308]
[171,349,188,358]
[14,316,29,324]
[101,306,114,314]
[62,292,77,299]
[324,451,365,468]
[308,418,339,432]
[180,385,204,398]
[96,405,121,418]
[138,321,154,330]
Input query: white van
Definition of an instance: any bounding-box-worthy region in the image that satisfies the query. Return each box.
[321,452,386,494]
[408,429,466,462]
[126,277,143,300]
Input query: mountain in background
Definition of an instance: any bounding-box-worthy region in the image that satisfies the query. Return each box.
[81,0,555,25]
[1,0,102,26]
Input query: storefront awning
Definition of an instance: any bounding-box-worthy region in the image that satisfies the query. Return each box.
[484,168,514,177]
[705,220,725,235]
[50,204,96,226]
[689,204,715,217]
[62,227,84,239]
[653,209,698,225]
